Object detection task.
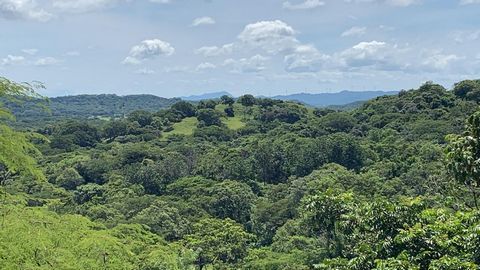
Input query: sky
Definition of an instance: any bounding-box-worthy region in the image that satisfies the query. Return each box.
[0,0,479,97]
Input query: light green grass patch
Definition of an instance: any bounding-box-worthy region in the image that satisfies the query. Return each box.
[162,117,198,138]
[222,116,246,130]
[215,104,228,112]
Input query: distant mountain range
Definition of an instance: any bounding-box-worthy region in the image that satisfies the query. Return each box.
[271,90,399,107]
[182,90,398,107]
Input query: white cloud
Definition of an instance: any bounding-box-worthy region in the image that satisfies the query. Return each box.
[123,39,174,65]
[341,26,367,37]
[122,56,141,65]
[22,48,38,55]
[149,0,172,3]
[191,16,215,27]
[339,40,388,66]
[52,0,122,13]
[1,0,174,20]
[421,53,462,71]
[0,0,52,21]
[282,0,325,10]
[196,62,216,71]
[223,55,269,73]
[34,57,61,66]
[1,55,25,66]
[387,0,418,6]
[460,0,480,4]
[194,44,234,57]
[284,44,330,72]
[333,41,464,73]
[238,20,299,54]
[344,0,419,6]
[337,41,410,71]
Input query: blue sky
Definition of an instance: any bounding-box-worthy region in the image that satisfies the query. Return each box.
[0,0,479,97]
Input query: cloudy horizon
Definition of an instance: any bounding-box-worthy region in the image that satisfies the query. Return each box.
[1,0,479,97]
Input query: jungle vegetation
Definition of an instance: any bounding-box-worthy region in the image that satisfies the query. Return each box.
[2,76,480,269]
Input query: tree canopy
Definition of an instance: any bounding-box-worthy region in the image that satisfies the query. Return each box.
[2,77,480,269]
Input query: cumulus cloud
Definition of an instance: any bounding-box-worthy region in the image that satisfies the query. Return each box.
[238,20,299,53]
[336,41,410,71]
[332,41,463,73]
[282,0,325,10]
[284,44,330,72]
[1,0,176,20]
[341,26,367,37]
[198,20,329,73]
[123,39,174,65]
[1,55,25,66]
[0,0,53,21]
[223,55,269,73]
[191,16,215,27]
[421,53,462,71]
[34,57,61,66]
[196,62,216,71]
[194,19,469,76]
[194,44,234,57]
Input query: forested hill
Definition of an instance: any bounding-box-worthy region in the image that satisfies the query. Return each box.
[181,90,398,107]
[4,94,179,120]
[3,78,480,269]
[5,90,395,124]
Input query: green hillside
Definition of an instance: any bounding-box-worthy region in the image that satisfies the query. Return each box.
[3,94,179,125]
[3,77,480,269]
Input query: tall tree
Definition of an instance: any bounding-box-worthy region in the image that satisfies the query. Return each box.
[184,218,254,269]
[446,111,480,209]
[0,77,44,179]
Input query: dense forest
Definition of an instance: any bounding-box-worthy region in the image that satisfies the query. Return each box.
[2,76,480,269]
[2,94,179,127]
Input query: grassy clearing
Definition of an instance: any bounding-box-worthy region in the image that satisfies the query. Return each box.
[216,104,247,129]
[222,116,245,130]
[162,105,247,140]
[162,117,198,139]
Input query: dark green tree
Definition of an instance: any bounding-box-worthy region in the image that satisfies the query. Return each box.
[220,95,235,106]
[301,189,353,258]
[446,111,480,209]
[171,101,197,118]
[453,80,480,102]
[184,218,255,269]
[208,180,255,225]
[197,109,222,127]
[128,110,153,127]
[237,94,256,107]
